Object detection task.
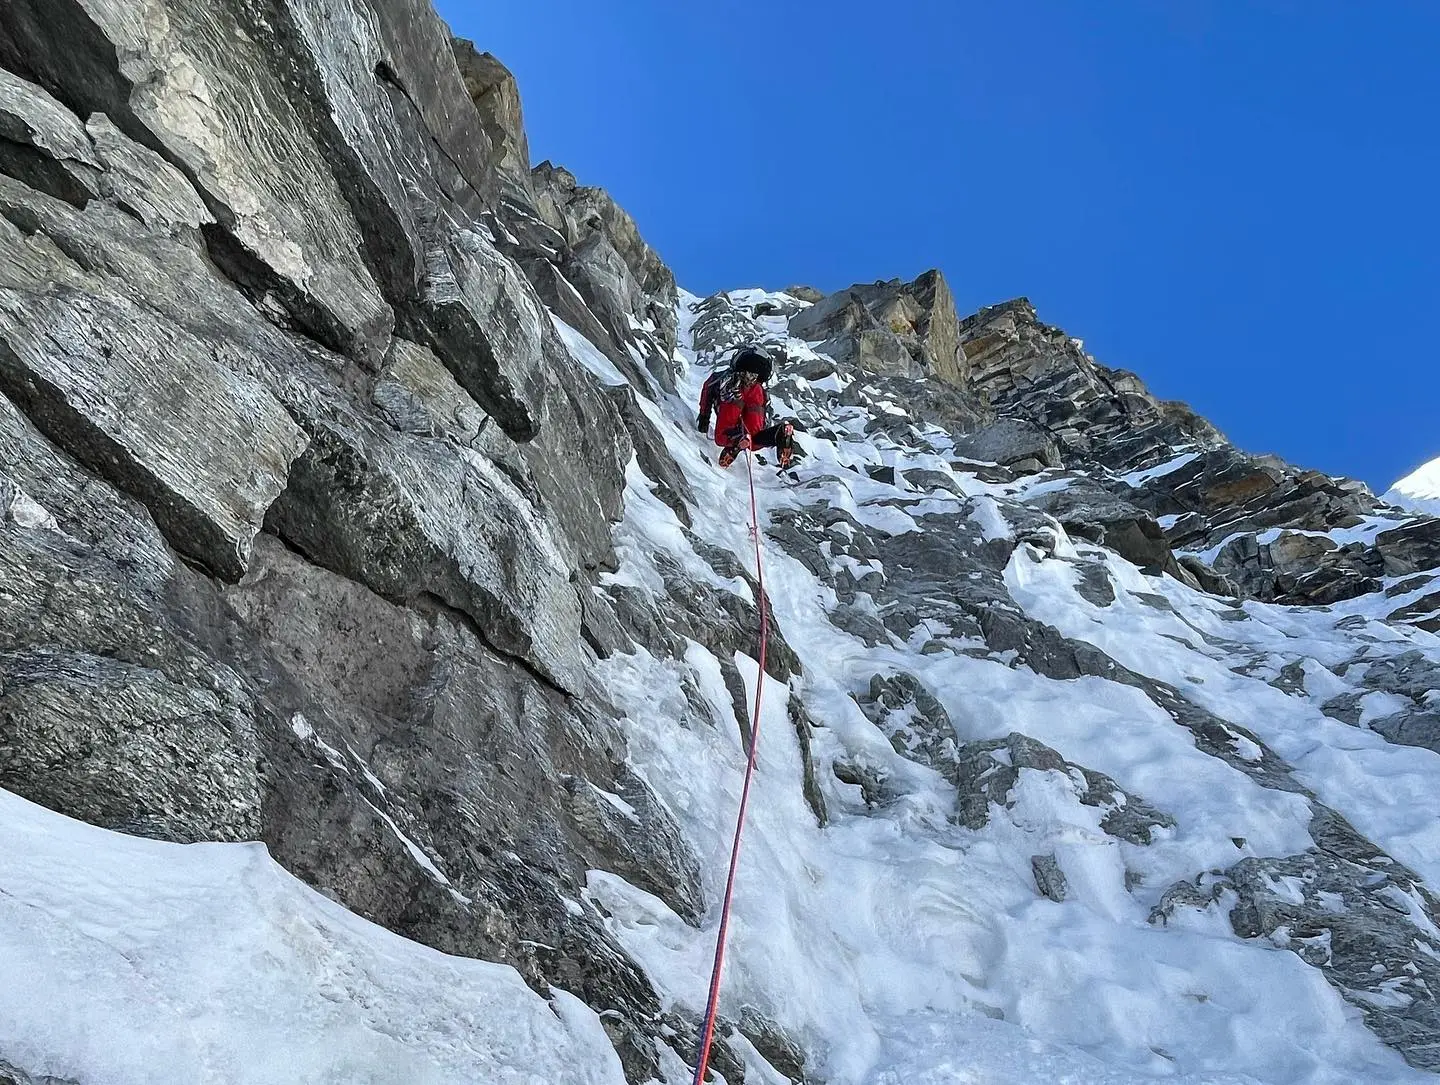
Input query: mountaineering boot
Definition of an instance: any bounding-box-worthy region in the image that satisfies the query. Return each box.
[718,444,740,469]
[777,445,793,469]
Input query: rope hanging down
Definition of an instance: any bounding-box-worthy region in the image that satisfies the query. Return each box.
[692,447,772,1085]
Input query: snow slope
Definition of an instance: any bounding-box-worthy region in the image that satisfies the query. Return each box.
[0,788,626,1085]
[1385,456,1440,516]
[585,289,1439,1083]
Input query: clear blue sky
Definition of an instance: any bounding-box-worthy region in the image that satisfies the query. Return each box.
[436,1,1439,492]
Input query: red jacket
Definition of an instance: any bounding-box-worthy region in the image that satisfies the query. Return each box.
[700,373,767,446]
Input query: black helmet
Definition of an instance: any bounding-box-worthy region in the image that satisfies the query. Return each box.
[732,345,774,383]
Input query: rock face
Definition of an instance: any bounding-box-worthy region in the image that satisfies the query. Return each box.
[943,297,1440,623]
[788,270,964,385]
[4,2,1440,1082]
[0,280,307,581]
[0,4,704,1080]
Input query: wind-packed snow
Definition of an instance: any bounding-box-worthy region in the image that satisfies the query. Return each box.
[585,290,1436,1083]
[1385,455,1440,516]
[0,789,626,1085]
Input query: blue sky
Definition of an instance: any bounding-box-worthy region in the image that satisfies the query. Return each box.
[437,1,1439,491]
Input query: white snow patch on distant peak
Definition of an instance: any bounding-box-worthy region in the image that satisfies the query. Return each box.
[1384,455,1440,516]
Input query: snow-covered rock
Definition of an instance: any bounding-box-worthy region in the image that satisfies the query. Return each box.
[3,2,1440,1083]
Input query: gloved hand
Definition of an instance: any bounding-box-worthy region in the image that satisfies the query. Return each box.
[736,435,753,451]
[697,412,710,432]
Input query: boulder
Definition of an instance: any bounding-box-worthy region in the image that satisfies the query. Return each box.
[955,732,1175,844]
[1027,483,1176,573]
[854,671,960,779]
[953,418,1061,470]
[783,284,825,303]
[787,270,963,385]
[1032,854,1069,902]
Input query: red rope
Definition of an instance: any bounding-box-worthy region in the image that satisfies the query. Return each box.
[692,447,771,1085]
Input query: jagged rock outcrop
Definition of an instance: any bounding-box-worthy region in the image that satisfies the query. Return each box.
[452,39,533,202]
[949,297,1440,621]
[511,160,679,391]
[788,270,964,385]
[694,289,988,434]
[451,48,678,404]
[855,676,1177,844]
[3,1,1440,1080]
[783,284,825,304]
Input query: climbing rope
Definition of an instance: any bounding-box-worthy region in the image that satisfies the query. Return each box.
[692,446,772,1085]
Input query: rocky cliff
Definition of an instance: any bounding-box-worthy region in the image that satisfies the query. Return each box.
[2,3,1440,1084]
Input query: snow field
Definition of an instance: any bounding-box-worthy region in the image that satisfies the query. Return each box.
[583,295,1431,1083]
[0,789,627,1085]
[1005,537,1440,888]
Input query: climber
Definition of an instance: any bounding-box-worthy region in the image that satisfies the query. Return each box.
[697,345,796,470]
